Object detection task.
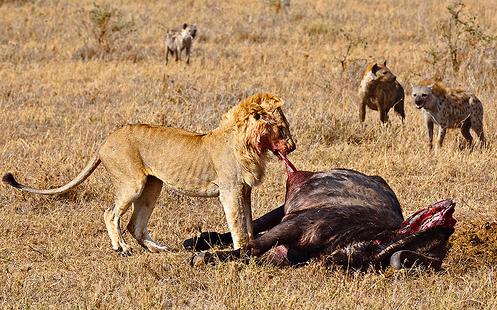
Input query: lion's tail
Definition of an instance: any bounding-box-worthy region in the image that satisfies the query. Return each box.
[2,155,101,195]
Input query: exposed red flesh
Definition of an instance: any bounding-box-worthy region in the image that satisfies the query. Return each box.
[276,151,298,176]
[397,199,456,236]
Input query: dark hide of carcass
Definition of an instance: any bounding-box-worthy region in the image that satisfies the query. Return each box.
[185,168,456,270]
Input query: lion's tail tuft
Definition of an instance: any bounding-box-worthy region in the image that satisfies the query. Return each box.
[2,156,101,195]
[3,172,21,188]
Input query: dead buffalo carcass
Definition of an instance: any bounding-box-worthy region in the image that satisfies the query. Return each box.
[185,165,456,270]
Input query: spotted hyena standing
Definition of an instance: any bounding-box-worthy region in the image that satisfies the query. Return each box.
[358,61,405,124]
[412,79,486,149]
[164,23,197,64]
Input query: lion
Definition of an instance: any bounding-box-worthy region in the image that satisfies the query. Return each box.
[358,61,405,124]
[3,93,296,256]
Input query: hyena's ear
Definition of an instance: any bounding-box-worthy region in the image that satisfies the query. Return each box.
[371,63,380,75]
[183,23,188,29]
[383,60,387,66]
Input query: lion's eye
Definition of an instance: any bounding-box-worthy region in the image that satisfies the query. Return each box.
[421,94,427,97]
[254,113,261,120]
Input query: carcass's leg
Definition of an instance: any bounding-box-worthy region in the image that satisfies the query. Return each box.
[191,214,302,266]
[183,205,285,251]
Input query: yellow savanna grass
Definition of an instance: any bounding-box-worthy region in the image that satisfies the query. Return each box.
[1,0,496,308]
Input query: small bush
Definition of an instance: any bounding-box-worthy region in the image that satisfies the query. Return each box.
[74,3,140,61]
[334,28,367,72]
[424,1,496,77]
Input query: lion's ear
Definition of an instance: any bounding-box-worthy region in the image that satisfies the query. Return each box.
[260,98,283,113]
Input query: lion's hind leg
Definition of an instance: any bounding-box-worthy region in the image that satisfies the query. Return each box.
[104,176,147,256]
[127,176,171,253]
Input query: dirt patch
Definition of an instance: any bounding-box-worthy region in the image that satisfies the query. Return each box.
[447,220,497,268]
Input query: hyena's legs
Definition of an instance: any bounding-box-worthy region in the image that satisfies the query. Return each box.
[175,47,181,62]
[127,176,170,253]
[185,45,191,64]
[426,119,434,150]
[359,102,367,122]
[104,176,147,256]
[393,99,405,123]
[469,97,486,147]
[470,117,486,148]
[460,117,473,148]
[375,99,388,124]
[437,127,447,148]
[379,107,389,124]
[165,48,171,64]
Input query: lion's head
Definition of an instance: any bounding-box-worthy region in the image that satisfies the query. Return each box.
[222,93,296,186]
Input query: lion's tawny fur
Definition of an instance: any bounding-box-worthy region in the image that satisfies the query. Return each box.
[3,93,295,255]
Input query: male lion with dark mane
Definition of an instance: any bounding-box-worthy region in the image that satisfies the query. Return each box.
[3,93,296,256]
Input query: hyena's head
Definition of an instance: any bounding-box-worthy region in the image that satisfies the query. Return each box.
[182,23,197,39]
[369,61,397,83]
[412,80,442,111]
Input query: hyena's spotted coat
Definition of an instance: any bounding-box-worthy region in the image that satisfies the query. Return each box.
[412,79,486,149]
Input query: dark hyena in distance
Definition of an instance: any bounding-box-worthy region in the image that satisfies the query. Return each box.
[358,61,405,124]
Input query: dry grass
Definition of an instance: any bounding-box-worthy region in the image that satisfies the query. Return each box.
[1,0,496,308]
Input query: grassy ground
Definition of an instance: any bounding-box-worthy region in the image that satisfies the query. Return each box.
[1,0,496,308]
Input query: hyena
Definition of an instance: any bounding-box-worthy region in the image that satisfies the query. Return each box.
[412,79,486,149]
[164,23,197,64]
[358,61,405,124]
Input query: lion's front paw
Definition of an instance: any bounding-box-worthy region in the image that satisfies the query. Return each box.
[116,244,133,257]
